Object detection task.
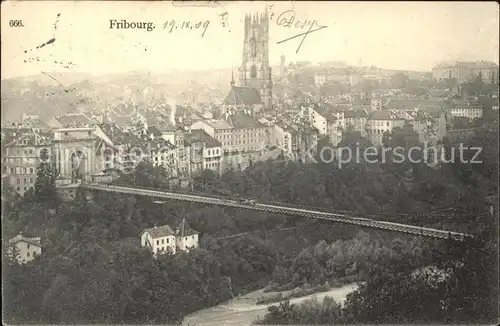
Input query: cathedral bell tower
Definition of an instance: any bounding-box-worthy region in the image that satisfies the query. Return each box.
[238,10,273,111]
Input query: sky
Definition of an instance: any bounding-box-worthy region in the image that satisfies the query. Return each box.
[1,1,499,79]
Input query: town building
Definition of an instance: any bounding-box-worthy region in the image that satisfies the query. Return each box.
[407,109,447,145]
[269,119,302,159]
[183,134,204,178]
[5,116,51,132]
[237,11,273,113]
[314,68,353,86]
[371,98,385,110]
[104,103,137,131]
[8,232,42,264]
[149,137,178,179]
[174,218,200,252]
[140,225,177,255]
[308,104,345,147]
[191,111,275,172]
[344,108,368,137]
[140,219,199,256]
[432,61,499,84]
[449,104,483,120]
[191,111,270,155]
[365,105,447,147]
[366,110,411,146]
[385,99,449,143]
[188,129,223,174]
[221,73,264,117]
[1,128,52,196]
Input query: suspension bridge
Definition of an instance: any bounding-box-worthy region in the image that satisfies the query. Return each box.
[78,172,474,242]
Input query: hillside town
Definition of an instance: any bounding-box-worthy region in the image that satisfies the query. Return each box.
[2,58,498,198]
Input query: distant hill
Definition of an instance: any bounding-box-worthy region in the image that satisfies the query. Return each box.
[1,69,236,122]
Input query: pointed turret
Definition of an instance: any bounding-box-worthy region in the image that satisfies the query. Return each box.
[263,9,269,33]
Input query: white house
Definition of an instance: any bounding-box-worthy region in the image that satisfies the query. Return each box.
[140,225,177,255]
[174,218,200,252]
[8,232,42,264]
[140,219,199,256]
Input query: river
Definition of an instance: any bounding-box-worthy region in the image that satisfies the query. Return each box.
[183,283,359,326]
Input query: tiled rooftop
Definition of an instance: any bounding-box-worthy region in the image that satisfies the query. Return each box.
[224,86,262,105]
[190,129,222,148]
[226,111,266,129]
[205,119,233,130]
[9,232,42,247]
[142,225,175,238]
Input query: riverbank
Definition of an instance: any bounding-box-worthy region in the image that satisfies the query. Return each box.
[183,283,359,326]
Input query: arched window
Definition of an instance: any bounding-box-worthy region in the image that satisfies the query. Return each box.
[250,38,256,58]
[250,65,257,78]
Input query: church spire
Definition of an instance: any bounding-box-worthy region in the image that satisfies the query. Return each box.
[230,68,235,87]
[237,11,273,113]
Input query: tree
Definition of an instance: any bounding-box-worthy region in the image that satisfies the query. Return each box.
[338,126,372,152]
[382,122,422,176]
[316,136,333,162]
[33,149,58,216]
[1,183,20,217]
[3,241,21,264]
[342,225,498,324]
[133,161,169,189]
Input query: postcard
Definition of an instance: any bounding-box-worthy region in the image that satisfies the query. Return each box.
[1,1,498,325]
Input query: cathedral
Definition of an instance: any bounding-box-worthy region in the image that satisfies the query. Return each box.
[222,11,272,117]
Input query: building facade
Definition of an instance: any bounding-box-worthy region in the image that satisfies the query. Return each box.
[366,111,409,146]
[191,111,270,155]
[432,61,499,84]
[344,109,368,137]
[1,129,52,196]
[8,232,42,264]
[140,220,199,256]
[449,105,483,120]
[308,105,345,147]
[53,127,101,183]
[140,225,177,255]
[221,74,264,117]
[189,129,223,174]
[270,122,297,157]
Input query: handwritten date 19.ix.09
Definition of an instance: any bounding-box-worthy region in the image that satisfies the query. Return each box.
[163,20,210,37]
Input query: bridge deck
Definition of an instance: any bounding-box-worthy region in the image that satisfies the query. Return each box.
[79,183,473,242]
